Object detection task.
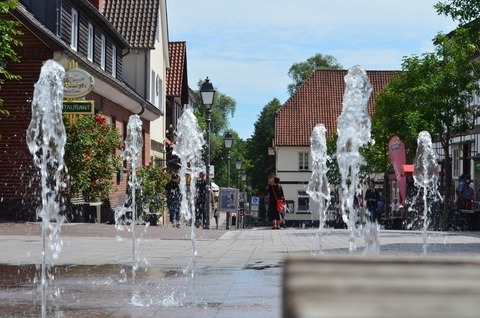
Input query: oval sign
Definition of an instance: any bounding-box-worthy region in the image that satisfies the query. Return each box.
[63,68,95,99]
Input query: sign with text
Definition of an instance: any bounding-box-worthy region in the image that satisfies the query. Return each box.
[64,68,95,99]
[218,188,238,214]
[62,100,94,114]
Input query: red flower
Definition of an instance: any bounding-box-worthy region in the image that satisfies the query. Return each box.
[89,181,95,188]
[85,148,91,155]
[94,115,106,124]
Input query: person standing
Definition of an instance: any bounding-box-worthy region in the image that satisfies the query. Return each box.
[165,174,181,228]
[461,178,475,210]
[364,180,380,223]
[266,176,285,230]
[195,171,208,228]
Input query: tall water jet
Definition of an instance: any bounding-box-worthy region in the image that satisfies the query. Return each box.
[306,124,330,255]
[413,131,441,256]
[115,115,143,283]
[336,65,374,253]
[25,59,66,317]
[172,106,205,289]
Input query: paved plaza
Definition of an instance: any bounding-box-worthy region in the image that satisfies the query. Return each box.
[1,221,480,317]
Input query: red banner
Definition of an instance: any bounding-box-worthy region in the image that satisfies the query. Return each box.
[388,136,407,203]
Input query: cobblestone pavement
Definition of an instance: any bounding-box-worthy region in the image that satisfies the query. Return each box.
[1,222,480,317]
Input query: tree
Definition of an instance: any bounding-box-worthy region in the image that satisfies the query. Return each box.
[372,25,480,229]
[65,114,122,202]
[0,0,22,125]
[287,53,342,96]
[194,79,239,187]
[246,98,282,195]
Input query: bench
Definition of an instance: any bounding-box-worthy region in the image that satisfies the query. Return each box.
[68,196,103,223]
[283,255,480,317]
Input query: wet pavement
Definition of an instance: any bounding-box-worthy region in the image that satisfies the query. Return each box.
[1,222,480,317]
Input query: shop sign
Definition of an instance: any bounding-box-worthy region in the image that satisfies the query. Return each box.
[64,68,95,99]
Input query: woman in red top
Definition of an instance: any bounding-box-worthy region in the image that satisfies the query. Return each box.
[266,176,285,229]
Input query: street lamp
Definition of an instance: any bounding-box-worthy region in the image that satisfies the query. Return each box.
[235,157,242,229]
[200,77,216,229]
[224,131,233,229]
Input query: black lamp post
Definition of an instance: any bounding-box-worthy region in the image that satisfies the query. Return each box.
[200,77,216,229]
[235,157,242,229]
[224,131,233,229]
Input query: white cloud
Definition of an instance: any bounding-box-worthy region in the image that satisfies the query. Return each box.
[167,0,458,139]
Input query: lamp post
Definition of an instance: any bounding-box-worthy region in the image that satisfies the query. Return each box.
[200,77,216,229]
[224,131,233,229]
[235,158,242,229]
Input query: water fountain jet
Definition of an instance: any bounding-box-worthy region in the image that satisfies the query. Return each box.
[336,65,375,253]
[306,124,330,255]
[25,59,66,317]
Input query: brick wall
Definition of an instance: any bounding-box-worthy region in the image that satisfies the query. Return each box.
[0,21,152,221]
[0,23,53,220]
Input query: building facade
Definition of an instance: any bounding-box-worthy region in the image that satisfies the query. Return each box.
[274,69,398,225]
[0,0,164,220]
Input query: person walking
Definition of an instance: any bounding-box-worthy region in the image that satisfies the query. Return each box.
[165,174,181,228]
[364,180,380,223]
[266,176,285,230]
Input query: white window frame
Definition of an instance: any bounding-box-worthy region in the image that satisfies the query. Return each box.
[87,23,94,61]
[453,147,460,178]
[299,152,309,171]
[151,70,156,103]
[156,75,163,111]
[111,45,117,77]
[297,191,310,213]
[70,8,78,51]
[100,34,106,70]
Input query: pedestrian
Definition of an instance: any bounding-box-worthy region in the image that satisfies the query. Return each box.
[390,198,401,217]
[279,204,287,228]
[165,174,181,228]
[460,178,475,210]
[266,176,285,230]
[456,175,466,210]
[364,180,380,223]
[213,198,219,229]
[195,171,208,228]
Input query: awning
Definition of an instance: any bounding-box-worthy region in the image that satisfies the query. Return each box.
[403,164,414,176]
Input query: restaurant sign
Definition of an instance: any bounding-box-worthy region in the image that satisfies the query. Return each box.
[64,68,95,99]
[63,100,94,114]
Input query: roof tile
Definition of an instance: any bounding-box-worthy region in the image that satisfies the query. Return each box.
[103,0,160,48]
[166,41,187,97]
[276,69,400,146]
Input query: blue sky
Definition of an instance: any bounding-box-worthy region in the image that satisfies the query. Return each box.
[167,0,457,140]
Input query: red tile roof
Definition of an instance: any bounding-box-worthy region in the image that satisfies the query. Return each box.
[103,0,160,48]
[166,41,187,97]
[276,69,400,146]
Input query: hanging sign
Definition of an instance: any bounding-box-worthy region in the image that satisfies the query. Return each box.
[63,68,95,99]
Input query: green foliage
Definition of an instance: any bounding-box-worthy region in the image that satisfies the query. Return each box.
[65,114,122,202]
[435,0,480,25]
[287,53,342,96]
[137,165,169,218]
[246,98,282,194]
[0,0,22,135]
[372,16,480,228]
